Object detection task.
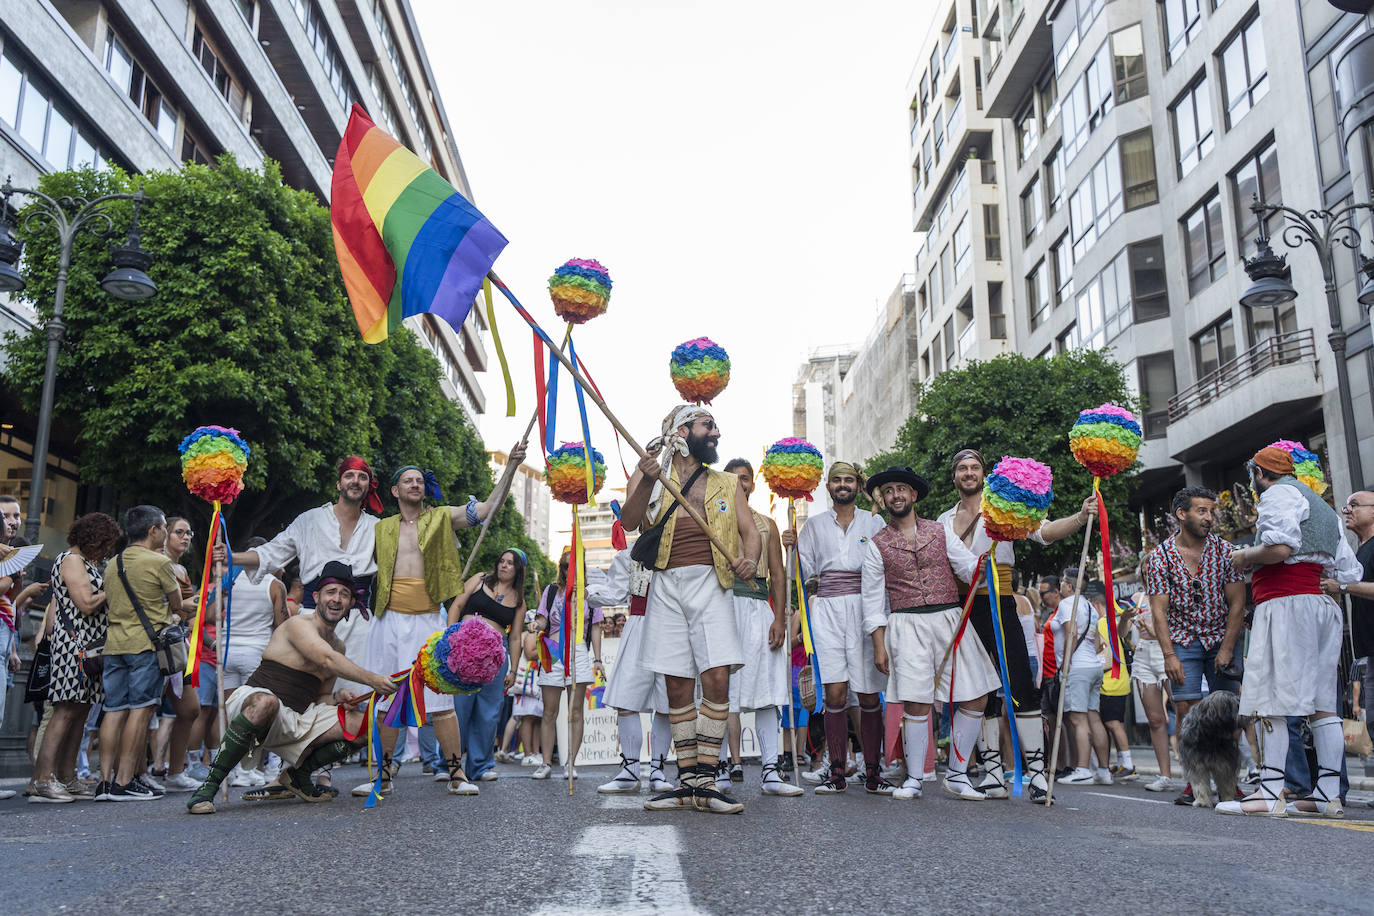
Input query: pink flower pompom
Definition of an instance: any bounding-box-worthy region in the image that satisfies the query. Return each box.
[1087,403,1136,421]
[996,456,1053,495]
[445,617,507,686]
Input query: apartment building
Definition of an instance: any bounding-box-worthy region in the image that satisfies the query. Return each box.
[982,0,1374,498]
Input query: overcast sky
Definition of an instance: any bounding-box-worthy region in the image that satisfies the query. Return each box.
[413,0,932,534]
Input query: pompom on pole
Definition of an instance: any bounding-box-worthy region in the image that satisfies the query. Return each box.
[670,337,730,404]
[545,441,607,505]
[1267,439,1328,495]
[1068,404,1142,479]
[178,426,251,504]
[981,457,1054,542]
[548,258,611,325]
[418,619,508,696]
[760,438,824,502]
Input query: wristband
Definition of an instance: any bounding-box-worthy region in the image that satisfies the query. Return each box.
[465,496,482,527]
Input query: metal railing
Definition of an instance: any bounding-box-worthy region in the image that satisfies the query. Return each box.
[1167,329,1317,422]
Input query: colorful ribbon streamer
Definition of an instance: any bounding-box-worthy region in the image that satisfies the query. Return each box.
[185,501,222,686]
[985,553,1024,797]
[1093,478,1122,680]
[482,277,516,417]
[363,666,426,808]
[944,552,986,717]
[567,333,596,507]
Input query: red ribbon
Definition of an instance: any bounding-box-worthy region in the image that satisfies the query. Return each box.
[945,551,987,760]
[1095,485,1122,680]
[186,507,222,687]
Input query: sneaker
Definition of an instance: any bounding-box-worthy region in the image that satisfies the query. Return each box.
[163,771,201,793]
[93,780,114,801]
[865,776,897,796]
[134,776,165,797]
[522,754,543,768]
[893,777,922,800]
[28,778,75,804]
[778,752,795,774]
[558,767,577,781]
[881,759,908,783]
[1054,766,1075,779]
[351,778,392,797]
[1059,768,1094,785]
[1144,776,1173,792]
[64,779,96,800]
[531,764,552,780]
[1093,769,1113,785]
[1173,785,1196,806]
[814,775,847,795]
[478,770,499,781]
[729,763,744,784]
[110,781,157,801]
[942,772,988,801]
[262,763,281,784]
[433,769,450,782]
[448,778,479,795]
[1114,766,1137,781]
[185,763,211,782]
[800,766,827,785]
[421,764,435,776]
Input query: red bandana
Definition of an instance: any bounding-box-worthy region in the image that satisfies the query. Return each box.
[339,456,383,515]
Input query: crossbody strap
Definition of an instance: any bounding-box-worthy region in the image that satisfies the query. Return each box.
[658,466,707,526]
[117,551,162,647]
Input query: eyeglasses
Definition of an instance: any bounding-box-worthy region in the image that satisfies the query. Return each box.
[172,529,193,537]
[1344,502,1374,511]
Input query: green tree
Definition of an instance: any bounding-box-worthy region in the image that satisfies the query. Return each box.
[865,349,1140,580]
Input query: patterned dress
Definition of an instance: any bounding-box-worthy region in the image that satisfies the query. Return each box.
[48,550,108,705]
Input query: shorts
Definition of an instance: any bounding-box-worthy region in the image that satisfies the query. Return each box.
[226,686,339,768]
[884,607,1001,705]
[1239,593,1342,718]
[222,643,266,691]
[728,595,788,712]
[809,592,884,695]
[101,652,163,711]
[537,649,593,688]
[512,692,544,718]
[366,608,449,715]
[195,660,219,706]
[1131,638,1168,688]
[1063,665,1102,713]
[641,565,742,679]
[602,614,669,714]
[1174,640,1241,701]
[1099,692,1127,723]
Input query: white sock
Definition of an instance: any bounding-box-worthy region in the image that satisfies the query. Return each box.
[1015,713,1047,791]
[1089,749,1099,769]
[649,713,671,767]
[1119,749,1133,769]
[948,709,983,778]
[902,714,929,783]
[617,713,642,777]
[1096,766,1110,780]
[757,707,780,770]
[1310,715,1343,803]
[1258,715,1288,807]
[977,715,1003,780]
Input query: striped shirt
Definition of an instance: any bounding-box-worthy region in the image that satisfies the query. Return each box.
[1141,534,1243,650]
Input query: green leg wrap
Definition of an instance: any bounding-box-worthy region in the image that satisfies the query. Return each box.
[285,740,354,796]
[188,713,268,807]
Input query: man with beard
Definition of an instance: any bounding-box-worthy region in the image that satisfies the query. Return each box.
[781,461,886,794]
[862,467,996,800]
[351,451,524,799]
[620,405,761,814]
[936,448,1097,802]
[1220,446,1361,817]
[1322,490,1374,755]
[186,562,397,814]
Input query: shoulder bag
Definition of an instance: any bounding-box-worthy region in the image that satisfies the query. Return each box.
[630,466,707,570]
[116,552,189,678]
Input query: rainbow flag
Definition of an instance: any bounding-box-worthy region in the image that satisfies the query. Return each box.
[331,104,507,343]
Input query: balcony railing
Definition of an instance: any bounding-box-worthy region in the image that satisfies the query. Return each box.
[943,33,960,74]
[1167,330,1317,423]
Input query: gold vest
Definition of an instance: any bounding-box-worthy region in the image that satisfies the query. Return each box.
[648,466,741,590]
[373,507,465,615]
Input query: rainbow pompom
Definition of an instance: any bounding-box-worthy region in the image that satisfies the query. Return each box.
[548,258,611,324]
[670,337,730,404]
[418,619,508,696]
[760,438,824,501]
[982,457,1054,542]
[1268,439,1327,495]
[1069,404,1142,478]
[178,426,250,504]
[544,441,607,505]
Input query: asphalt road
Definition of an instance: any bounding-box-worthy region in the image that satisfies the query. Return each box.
[2,762,1371,915]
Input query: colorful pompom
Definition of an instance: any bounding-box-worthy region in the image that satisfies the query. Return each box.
[548,258,611,324]
[418,619,507,695]
[982,457,1054,542]
[760,438,824,501]
[1268,439,1327,496]
[1069,404,1142,479]
[178,426,250,504]
[544,441,607,505]
[670,337,730,404]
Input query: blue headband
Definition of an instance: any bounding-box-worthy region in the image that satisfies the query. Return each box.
[392,465,443,501]
[505,548,527,565]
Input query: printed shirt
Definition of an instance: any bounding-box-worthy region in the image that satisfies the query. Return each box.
[1141,534,1244,650]
[797,508,885,580]
[860,518,979,635]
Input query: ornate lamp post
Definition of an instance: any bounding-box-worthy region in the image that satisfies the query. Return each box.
[0,181,156,544]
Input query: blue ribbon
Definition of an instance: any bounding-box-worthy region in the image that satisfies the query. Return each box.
[986,554,1023,797]
[566,333,596,500]
[544,343,560,456]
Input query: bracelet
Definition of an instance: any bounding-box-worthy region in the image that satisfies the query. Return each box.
[593,658,603,664]
[1163,652,1175,658]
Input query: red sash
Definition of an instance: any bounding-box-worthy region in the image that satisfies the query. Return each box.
[1252,561,1322,604]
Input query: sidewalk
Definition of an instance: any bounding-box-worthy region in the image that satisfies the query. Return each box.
[1122,743,1374,792]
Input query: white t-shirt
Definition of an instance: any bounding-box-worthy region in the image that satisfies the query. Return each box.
[1050,595,1099,669]
[228,570,278,652]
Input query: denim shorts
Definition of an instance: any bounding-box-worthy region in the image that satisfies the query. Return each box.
[195,660,218,706]
[1063,666,1102,713]
[1173,641,1241,701]
[102,652,163,711]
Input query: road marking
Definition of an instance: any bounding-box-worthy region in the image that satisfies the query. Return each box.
[1085,791,1170,805]
[532,825,705,915]
[1288,818,1374,832]
[598,794,645,809]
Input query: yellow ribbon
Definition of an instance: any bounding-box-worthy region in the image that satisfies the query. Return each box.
[483,277,516,417]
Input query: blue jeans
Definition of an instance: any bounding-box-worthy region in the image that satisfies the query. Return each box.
[1284,716,1350,800]
[417,724,441,768]
[1172,641,1241,701]
[452,657,509,777]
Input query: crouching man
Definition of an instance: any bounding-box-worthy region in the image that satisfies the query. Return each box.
[187,562,396,813]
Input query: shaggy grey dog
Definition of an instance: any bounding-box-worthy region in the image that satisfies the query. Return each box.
[1178,690,1241,808]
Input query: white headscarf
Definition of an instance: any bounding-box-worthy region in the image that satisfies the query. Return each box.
[645,404,713,521]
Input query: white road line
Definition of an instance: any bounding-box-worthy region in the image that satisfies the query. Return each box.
[532,825,706,915]
[598,794,646,809]
[1085,791,1170,805]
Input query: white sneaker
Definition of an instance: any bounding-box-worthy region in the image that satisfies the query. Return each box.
[448,778,479,795]
[559,767,577,781]
[522,754,543,768]
[0,789,17,801]
[351,779,392,797]
[478,770,499,781]
[1059,768,1094,785]
[228,766,255,788]
[880,760,908,783]
[892,777,922,800]
[942,772,987,801]
[162,771,201,793]
[800,766,827,784]
[262,764,281,784]
[531,764,552,780]
[1093,769,1113,785]
[1145,775,1172,792]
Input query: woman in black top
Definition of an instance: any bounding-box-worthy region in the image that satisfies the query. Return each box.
[448,549,527,781]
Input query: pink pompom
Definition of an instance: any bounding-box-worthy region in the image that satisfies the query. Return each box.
[445,617,506,686]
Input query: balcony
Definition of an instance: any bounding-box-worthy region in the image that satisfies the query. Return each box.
[1165,330,1322,463]
[984,0,1054,117]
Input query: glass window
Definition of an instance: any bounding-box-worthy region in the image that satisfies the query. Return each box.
[1193,316,1237,378]
[953,216,971,281]
[0,53,22,126]
[1232,140,1281,250]
[1045,145,1064,214]
[1183,193,1227,294]
[1039,71,1060,127]
[1221,14,1267,126]
[1246,301,1297,346]
[1163,0,1202,64]
[1016,102,1039,164]
[929,265,942,311]
[1053,0,1081,75]
[1171,76,1214,177]
[1062,72,1087,160]
[1028,260,1050,329]
[1070,142,1126,259]
[1138,352,1177,438]
[984,204,1002,260]
[944,317,956,370]
[1057,322,1079,353]
[103,30,135,95]
[1120,128,1158,210]
[1052,235,1073,305]
[1084,41,1115,126]
[1111,24,1147,102]
[44,105,72,165]
[1022,176,1043,241]
[17,76,47,151]
[941,244,953,298]
[1130,237,1169,321]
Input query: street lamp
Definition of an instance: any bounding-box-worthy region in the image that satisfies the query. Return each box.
[1240,195,1369,489]
[0,179,156,544]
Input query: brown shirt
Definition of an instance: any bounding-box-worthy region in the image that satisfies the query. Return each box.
[667,515,714,568]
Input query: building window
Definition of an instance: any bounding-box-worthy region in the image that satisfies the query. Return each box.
[1028,260,1050,329]
[1052,234,1073,305]
[1070,143,1123,260]
[1171,75,1214,177]
[943,317,956,370]
[1038,70,1060,128]
[1138,352,1177,438]
[1232,140,1281,252]
[1076,247,1134,350]
[1193,315,1237,378]
[0,47,111,171]
[192,26,248,123]
[1057,322,1079,353]
[1045,145,1064,214]
[1246,300,1297,347]
[1129,237,1169,321]
[1111,24,1147,102]
[1183,192,1227,294]
[941,244,953,299]
[984,204,1002,260]
[1120,128,1158,210]
[1163,0,1202,64]
[1220,13,1267,126]
[919,72,929,122]
[181,131,214,165]
[289,0,356,110]
[1016,101,1039,165]
[1083,41,1115,129]
[988,282,1006,339]
[953,215,971,281]
[101,29,178,149]
[1022,176,1043,241]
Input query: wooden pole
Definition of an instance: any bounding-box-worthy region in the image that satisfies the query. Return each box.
[783,501,800,785]
[1044,510,1096,806]
[568,504,578,797]
[489,269,734,559]
[461,405,541,579]
[213,539,228,803]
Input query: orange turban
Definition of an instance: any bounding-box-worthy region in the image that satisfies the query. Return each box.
[1251,446,1294,476]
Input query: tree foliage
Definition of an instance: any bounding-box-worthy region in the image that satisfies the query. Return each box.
[864,349,1140,580]
[1,159,553,601]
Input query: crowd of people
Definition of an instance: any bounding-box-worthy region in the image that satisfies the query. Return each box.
[1,407,1370,823]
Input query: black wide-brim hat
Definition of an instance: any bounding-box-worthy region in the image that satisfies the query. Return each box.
[316,560,359,596]
[864,466,929,501]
